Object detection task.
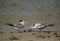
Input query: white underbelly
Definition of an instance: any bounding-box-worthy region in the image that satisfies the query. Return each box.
[14,27,19,29]
[36,25,45,28]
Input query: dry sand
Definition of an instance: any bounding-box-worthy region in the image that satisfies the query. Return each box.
[0,15,60,41]
[0,32,60,41]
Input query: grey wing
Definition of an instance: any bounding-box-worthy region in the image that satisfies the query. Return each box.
[14,23,24,28]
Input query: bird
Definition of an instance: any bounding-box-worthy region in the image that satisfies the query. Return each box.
[5,20,27,32]
[30,23,55,31]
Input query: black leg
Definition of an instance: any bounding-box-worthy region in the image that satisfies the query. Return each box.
[40,29,41,32]
[17,29,19,33]
[17,29,22,33]
[19,28,22,33]
[38,29,41,32]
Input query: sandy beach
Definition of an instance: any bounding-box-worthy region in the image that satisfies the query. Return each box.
[0,31,60,41]
[0,0,60,41]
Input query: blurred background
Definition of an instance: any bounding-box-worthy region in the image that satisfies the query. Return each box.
[0,0,60,32]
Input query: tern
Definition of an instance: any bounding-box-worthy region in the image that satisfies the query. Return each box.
[31,23,55,31]
[5,20,27,32]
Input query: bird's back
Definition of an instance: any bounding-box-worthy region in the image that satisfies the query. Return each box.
[14,23,24,28]
[5,23,24,28]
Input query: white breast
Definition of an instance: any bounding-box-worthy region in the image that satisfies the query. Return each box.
[14,27,19,29]
[20,22,24,25]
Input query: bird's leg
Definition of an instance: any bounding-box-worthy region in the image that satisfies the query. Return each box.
[40,29,41,32]
[17,28,22,33]
[39,29,41,32]
[19,28,21,32]
[17,29,20,33]
[19,28,24,33]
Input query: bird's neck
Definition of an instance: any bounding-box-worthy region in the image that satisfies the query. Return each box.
[19,22,25,25]
[31,26,36,28]
[31,24,36,28]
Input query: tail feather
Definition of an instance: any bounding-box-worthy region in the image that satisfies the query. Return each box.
[47,24,55,27]
[5,23,14,27]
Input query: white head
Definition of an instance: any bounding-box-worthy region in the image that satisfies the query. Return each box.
[19,20,24,25]
[19,20,28,25]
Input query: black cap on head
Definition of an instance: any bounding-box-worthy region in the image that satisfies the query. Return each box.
[19,20,23,22]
